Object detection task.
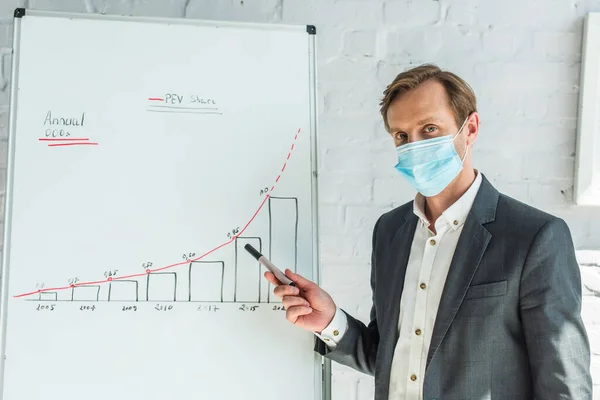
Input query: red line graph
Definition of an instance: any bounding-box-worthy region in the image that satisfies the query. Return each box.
[14,128,301,299]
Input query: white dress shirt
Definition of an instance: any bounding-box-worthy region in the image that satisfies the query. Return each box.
[316,172,482,399]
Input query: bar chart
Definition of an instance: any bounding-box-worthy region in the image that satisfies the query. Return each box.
[28,196,299,304]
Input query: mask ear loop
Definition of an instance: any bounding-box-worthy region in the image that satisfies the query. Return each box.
[452,117,469,140]
[461,144,469,162]
[453,116,470,162]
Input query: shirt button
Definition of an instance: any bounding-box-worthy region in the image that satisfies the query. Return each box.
[415,329,422,336]
[410,374,417,381]
[333,330,339,336]
[429,239,436,246]
[420,283,427,290]
[453,220,459,225]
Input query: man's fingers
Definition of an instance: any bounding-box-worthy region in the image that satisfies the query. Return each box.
[273,284,300,299]
[264,271,282,286]
[286,305,312,324]
[282,295,310,309]
[285,269,315,290]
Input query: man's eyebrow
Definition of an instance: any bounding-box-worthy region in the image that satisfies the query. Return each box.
[415,117,442,126]
[389,117,442,132]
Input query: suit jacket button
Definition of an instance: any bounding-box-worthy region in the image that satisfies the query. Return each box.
[410,374,417,381]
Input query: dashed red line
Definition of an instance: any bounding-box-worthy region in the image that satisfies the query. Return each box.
[14,129,302,299]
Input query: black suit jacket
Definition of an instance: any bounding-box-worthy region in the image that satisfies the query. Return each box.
[316,174,592,399]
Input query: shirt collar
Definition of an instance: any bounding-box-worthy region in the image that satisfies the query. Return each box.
[413,170,483,231]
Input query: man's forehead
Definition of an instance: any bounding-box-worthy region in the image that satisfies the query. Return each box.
[392,80,448,106]
[386,80,455,129]
[387,110,450,132]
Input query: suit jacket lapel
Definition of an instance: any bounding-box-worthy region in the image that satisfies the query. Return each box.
[381,210,419,359]
[426,175,499,368]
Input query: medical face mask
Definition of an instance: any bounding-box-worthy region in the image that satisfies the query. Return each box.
[394,118,469,197]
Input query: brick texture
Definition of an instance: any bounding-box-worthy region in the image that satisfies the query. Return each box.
[1,1,600,398]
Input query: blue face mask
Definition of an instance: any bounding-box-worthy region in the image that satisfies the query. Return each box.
[394,118,469,197]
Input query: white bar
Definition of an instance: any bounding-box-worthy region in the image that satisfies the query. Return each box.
[71,286,100,301]
[189,261,224,302]
[268,197,298,303]
[234,237,262,303]
[108,280,139,302]
[146,273,177,301]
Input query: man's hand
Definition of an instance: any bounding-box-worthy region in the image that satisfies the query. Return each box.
[264,269,336,334]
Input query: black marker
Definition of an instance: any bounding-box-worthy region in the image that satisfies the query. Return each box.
[244,244,296,286]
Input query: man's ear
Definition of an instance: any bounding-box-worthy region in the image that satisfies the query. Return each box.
[465,112,480,147]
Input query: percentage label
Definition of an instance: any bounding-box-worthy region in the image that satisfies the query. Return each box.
[68,277,79,286]
[182,252,196,261]
[259,187,269,196]
[142,261,153,269]
[104,270,119,278]
[227,227,240,239]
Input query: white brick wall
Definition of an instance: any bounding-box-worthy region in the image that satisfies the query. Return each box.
[1,0,599,398]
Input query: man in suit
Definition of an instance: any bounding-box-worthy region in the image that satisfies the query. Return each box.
[265,64,593,399]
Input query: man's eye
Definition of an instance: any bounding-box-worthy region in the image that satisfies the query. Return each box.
[425,126,437,133]
[395,133,408,141]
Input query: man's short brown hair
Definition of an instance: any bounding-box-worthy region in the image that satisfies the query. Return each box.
[379,64,477,132]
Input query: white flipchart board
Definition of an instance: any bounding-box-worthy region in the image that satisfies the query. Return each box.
[0,9,324,400]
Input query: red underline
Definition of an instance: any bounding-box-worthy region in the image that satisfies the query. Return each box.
[39,138,90,141]
[148,98,164,101]
[48,143,99,147]
[14,129,301,299]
